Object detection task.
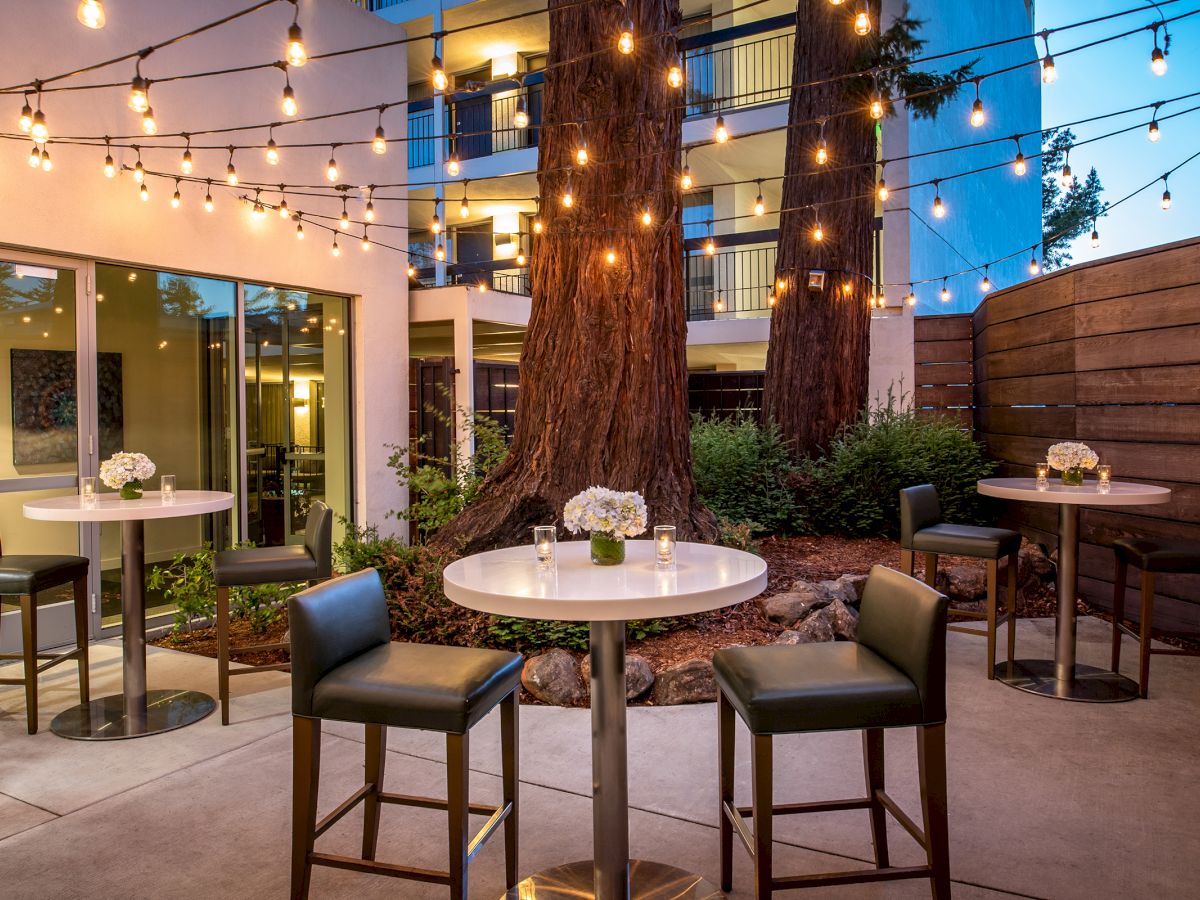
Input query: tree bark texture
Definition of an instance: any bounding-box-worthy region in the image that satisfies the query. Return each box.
[762,1,876,458]
[435,0,717,553]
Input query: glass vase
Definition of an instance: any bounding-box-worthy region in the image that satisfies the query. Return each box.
[590,532,625,566]
[1060,467,1084,487]
[120,479,144,500]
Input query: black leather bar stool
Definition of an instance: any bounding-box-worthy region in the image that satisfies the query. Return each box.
[0,537,90,734]
[901,483,1020,678]
[289,569,522,900]
[714,565,950,899]
[212,500,332,725]
[1111,538,1200,698]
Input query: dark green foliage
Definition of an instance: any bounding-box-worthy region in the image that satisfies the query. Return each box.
[148,542,300,634]
[716,517,761,555]
[1042,128,1105,270]
[797,396,996,537]
[485,616,674,653]
[874,11,977,120]
[690,415,797,534]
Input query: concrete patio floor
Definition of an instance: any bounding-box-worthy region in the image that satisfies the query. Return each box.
[1,616,1198,899]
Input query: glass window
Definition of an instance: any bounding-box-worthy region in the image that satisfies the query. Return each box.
[683,190,715,242]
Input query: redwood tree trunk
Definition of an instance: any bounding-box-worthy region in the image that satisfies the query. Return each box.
[762,1,876,458]
[436,0,717,553]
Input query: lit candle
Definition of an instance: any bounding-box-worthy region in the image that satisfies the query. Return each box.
[533,525,556,569]
[1035,463,1049,490]
[654,525,676,570]
[160,474,176,503]
[80,476,97,506]
[1097,465,1112,493]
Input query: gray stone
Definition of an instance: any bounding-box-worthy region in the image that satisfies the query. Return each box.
[521,649,584,706]
[833,573,869,603]
[819,575,865,607]
[775,614,834,644]
[580,653,656,701]
[940,564,987,602]
[760,582,833,626]
[1019,542,1055,587]
[827,598,859,640]
[652,658,717,705]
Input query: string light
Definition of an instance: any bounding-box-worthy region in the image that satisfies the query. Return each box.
[139,182,149,202]
[460,182,470,218]
[278,192,290,219]
[281,69,298,117]
[1059,151,1073,189]
[430,205,441,234]
[869,73,884,120]
[1012,137,1026,176]
[841,281,852,295]
[171,178,181,208]
[286,2,307,67]
[514,91,529,129]
[516,250,527,266]
[777,278,787,293]
[1040,32,1057,84]
[40,149,52,172]
[980,267,992,291]
[142,105,157,135]
[714,113,729,143]
[266,135,280,165]
[767,293,776,307]
[30,101,49,144]
[704,221,716,255]
[618,20,634,55]
[753,180,765,217]
[815,118,829,165]
[811,208,824,242]
[129,66,149,113]
[905,285,917,306]
[431,36,448,91]
[1148,112,1161,142]
[561,173,574,208]
[932,180,946,218]
[204,180,214,212]
[252,189,266,220]
[970,79,985,128]
[181,136,194,174]
[667,60,683,89]
[877,170,889,202]
[331,237,341,257]
[326,146,340,182]
[1150,24,1167,76]
[18,94,32,133]
[361,228,371,251]
[226,147,238,185]
[1091,220,1100,247]
[365,189,376,223]
[373,109,388,154]
[680,161,693,191]
[434,242,446,261]
[940,279,951,302]
[1028,250,1040,275]
[605,248,617,265]
[77,0,106,29]
[103,138,115,178]
[576,132,589,166]
[133,149,144,183]
[447,150,461,177]
[1161,175,1171,209]
[407,263,416,277]
[853,2,871,35]
[641,204,653,226]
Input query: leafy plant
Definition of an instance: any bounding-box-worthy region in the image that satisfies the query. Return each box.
[148,542,301,634]
[486,616,674,652]
[796,388,996,537]
[690,414,797,534]
[716,517,761,555]
[386,397,509,542]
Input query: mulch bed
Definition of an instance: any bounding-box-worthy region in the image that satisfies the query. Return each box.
[155,616,291,666]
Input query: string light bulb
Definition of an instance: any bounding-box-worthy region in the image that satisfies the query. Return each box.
[434,243,446,261]
[326,147,340,182]
[431,49,448,92]
[877,176,889,202]
[447,150,461,177]
[1150,25,1167,75]
[278,194,290,219]
[905,285,917,307]
[407,262,416,277]
[561,174,574,208]
[777,278,787,292]
[373,125,387,155]
[641,205,653,226]
[339,201,350,230]
[576,140,589,167]
[869,76,884,119]
[104,152,115,178]
[40,149,52,172]
[714,113,729,143]
[618,20,634,55]
[331,237,340,258]
[932,181,946,218]
[281,82,298,117]
[714,293,725,313]
[1029,253,1040,275]
[940,279,951,302]
[78,0,106,28]
[18,95,33,133]
[754,180,765,217]
[171,179,181,209]
[704,223,716,255]
[767,293,777,307]
[430,210,441,234]
[296,217,305,239]
[1040,33,1057,84]
[1013,137,1027,176]
[460,186,470,218]
[266,137,280,164]
[667,62,683,89]
[1091,222,1100,247]
[980,267,992,292]
[681,164,693,191]
[811,211,824,242]
[605,248,617,265]
[854,3,871,35]
[286,5,307,68]
[252,189,266,220]
[129,72,149,113]
[226,148,238,185]
[516,251,527,266]
[365,194,376,223]
[970,79,985,128]
[141,106,157,135]
[139,182,149,202]
[181,138,194,174]
[204,180,214,212]
[1148,117,1160,142]
[1059,155,1073,189]
[30,107,49,144]
[514,94,529,129]
[1161,176,1171,209]
[133,153,144,183]
[361,229,371,251]
[532,212,543,234]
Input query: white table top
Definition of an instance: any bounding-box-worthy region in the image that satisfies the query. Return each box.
[977,477,1171,506]
[23,490,235,522]
[443,540,768,622]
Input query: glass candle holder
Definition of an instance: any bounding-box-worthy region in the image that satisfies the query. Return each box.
[1035,463,1049,490]
[80,476,97,506]
[533,526,556,569]
[654,525,677,570]
[160,474,177,503]
[1097,465,1112,493]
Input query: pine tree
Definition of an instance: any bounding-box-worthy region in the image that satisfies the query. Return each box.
[1041,128,1105,271]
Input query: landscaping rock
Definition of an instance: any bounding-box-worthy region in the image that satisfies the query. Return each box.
[580,653,656,700]
[761,582,833,626]
[652,658,717,705]
[834,573,869,603]
[1019,542,1055,587]
[939,564,987,602]
[827,598,859,640]
[521,649,584,705]
[820,575,866,607]
[775,614,833,644]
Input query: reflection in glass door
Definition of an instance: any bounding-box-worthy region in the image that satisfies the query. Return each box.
[243,286,349,547]
[0,257,88,651]
[93,264,237,627]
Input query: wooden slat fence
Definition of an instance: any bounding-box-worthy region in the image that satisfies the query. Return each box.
[973,236,1200,635]
[914,314,974,428]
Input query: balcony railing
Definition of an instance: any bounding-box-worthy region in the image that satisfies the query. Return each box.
[683,32,793,117]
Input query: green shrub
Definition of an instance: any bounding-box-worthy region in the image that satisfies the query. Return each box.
[690,415,797,534]
[797,394,996,537]
[716,517,761,555]
[485,616,675,653]
[148,542,300,634]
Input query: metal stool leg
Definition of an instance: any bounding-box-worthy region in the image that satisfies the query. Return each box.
[918,724,952,900]
[361,724,387,860]
[21,593,37,734]
[751,734,773,899]
[216,586,230,726]
[985,559,999,679]
[1139,572,1155,699]
[501,690,520,890]
[863,728,890,868]
[447,731,470,900]
[718,691,735,892]
[73,576,89,704]
[1111,556,1128,672]
[1006,551,1018,670]
[291,716,321,900]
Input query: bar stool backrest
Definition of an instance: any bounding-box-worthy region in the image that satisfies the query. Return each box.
[304,501,334,580]
[289,568,389,716]
[900,484,942,549]
[858,564,949,725]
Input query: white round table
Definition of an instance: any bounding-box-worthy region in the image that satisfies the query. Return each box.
[444,539,767,900]
[977,477,1170,702]
[24,490,234,739]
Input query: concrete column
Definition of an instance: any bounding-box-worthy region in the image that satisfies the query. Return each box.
[453,304,475,464]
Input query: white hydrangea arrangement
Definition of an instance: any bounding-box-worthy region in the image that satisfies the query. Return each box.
[1046,442,1099,472]
[99,451,156,493]
[563,487,648,538]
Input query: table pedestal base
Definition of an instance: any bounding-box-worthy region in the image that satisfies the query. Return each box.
[504,860,723,899]
[994,659,1139,703]
[49,689,216,740]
